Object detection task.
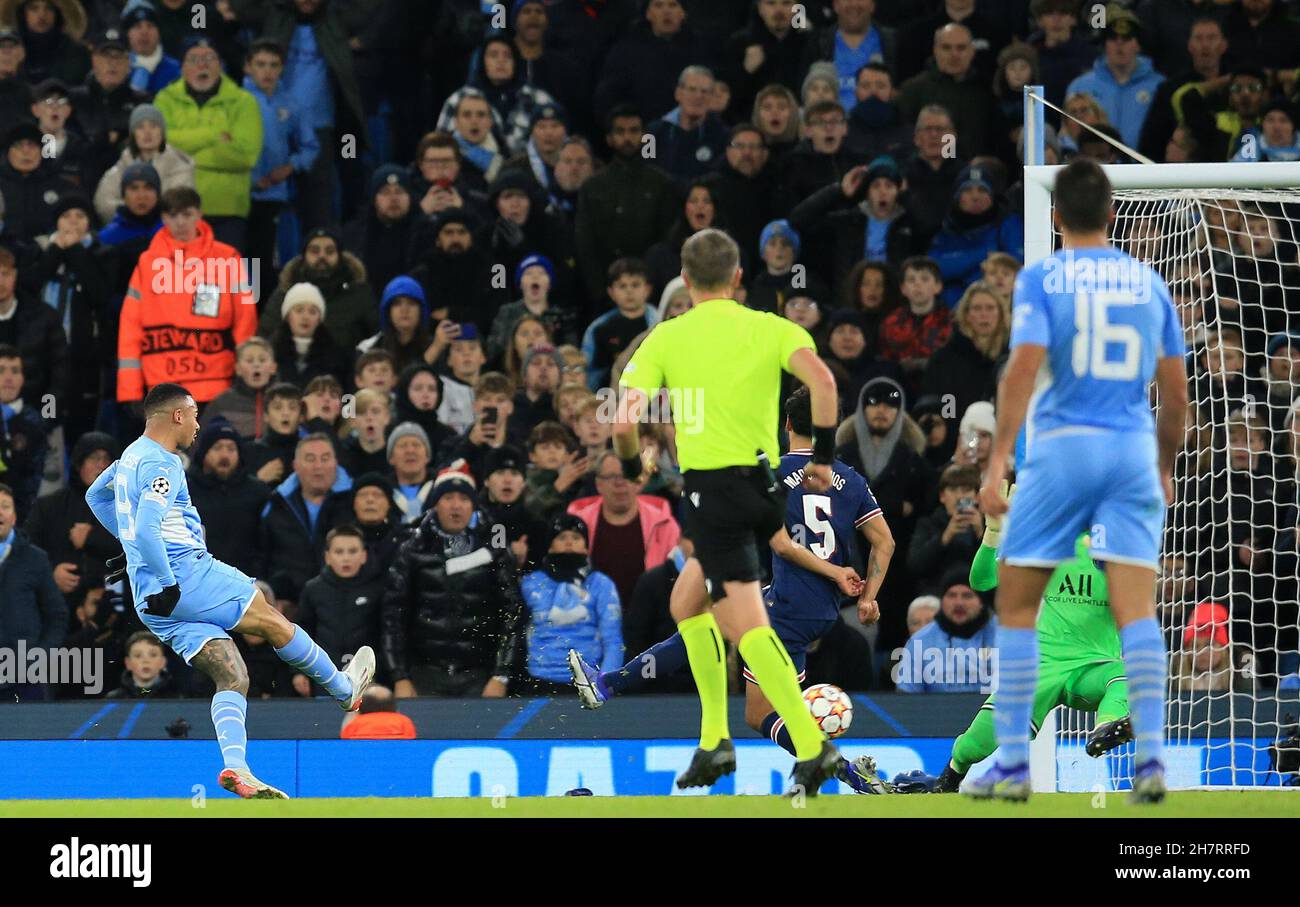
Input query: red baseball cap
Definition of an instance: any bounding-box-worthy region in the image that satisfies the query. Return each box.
[1183,602,1229,647]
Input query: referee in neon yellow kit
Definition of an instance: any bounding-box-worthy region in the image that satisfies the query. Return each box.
[615,228,843,795]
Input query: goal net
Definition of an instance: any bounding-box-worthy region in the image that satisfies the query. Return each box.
[1025,163,1300,791]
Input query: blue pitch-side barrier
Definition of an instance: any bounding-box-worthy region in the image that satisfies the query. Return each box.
[0,694,1293,798]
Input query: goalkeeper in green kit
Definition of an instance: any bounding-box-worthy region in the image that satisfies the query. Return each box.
[932,483,1133,793]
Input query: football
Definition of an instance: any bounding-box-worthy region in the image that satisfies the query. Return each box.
[803,683,853,738]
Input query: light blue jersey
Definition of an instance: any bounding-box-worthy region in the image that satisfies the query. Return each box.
[1012,246,1184,440]
[87,435,257,662]
[1001,245,1184,570]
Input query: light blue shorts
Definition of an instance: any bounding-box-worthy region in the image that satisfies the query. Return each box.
[1000,429,1165,570]
[136,554,258,663]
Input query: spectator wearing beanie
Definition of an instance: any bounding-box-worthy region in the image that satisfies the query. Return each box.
[70,28,149,193]
[822,308,904,408]
[927,163,1023,309]
[93,103,195,226]
[341,164,417,298]
[24,429,120,603]
[436,35,559,157]
[408,206,504,332]
[487,252,579,362]
[121,1,181,94]
[478,442,545,570]
[347,471,408,582]
[790,154,918,300]
[745,218,828,315]
[513,343,563,437]
[186,416,272,579]
[356,275,437,376]
[896,567,997,694]
[259,227,377,352]
[27,77,96,191]
[0,120,80,243]
[387,421,436,526]
[474,169,569,302]
[34,190,115,440]
[520,512,622,694]
[0,28,32,128]
[269,280,351,389]
[97,160,162,248]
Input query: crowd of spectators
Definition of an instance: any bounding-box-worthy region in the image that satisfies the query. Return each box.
[2,0,1300,701]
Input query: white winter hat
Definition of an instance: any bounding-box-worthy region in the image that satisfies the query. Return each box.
[959,400,996,437]
[281,282,326,321]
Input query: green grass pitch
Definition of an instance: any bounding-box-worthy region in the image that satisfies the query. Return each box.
[2,791,1295,818]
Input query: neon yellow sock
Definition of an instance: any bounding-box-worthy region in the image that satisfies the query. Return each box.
[738,626,824,760]
[678,612,729,750]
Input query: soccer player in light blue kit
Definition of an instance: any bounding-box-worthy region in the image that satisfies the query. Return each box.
[86,383,375,799]
[969,160,1188,804]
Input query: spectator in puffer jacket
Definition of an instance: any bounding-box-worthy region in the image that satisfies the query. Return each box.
[927,162,1023,309]
[295,524,384,695]
[519,513,622,695]
[382,461,524,698]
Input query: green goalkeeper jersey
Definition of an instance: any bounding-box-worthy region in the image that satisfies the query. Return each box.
[970,534,1121,666]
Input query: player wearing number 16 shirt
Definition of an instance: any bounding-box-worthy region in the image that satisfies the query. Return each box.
[973,159,1188,805]
[116,187,256,404]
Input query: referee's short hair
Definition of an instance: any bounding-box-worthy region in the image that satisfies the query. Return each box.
[681,228,740,292]
[1054,158,1112,233]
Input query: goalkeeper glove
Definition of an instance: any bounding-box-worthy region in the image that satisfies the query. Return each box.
[982,481,1016,548]
[104,552,126,584]
[143,584,181,617]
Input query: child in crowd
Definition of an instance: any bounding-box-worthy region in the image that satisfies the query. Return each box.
[339,387,393,478]
[106,632,180,698]
[487,253,579,361]
[271,282,351,389]
[878,256,952,391]
[246,382,303,484]
[395,362,455,455]
[295,526,385,695]
[524,420,588,522]
[355,349,398,396]
[202,336,277,439]
[582,258,658,390]
[439,325,486,434]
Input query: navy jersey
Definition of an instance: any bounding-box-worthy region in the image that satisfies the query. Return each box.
[770,450,882,621]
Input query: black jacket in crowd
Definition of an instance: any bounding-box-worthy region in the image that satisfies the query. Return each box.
[380,513,524,684]
[0,159,79,243]
[188,465,274,580]
[297,566,385,674]
[257,480,353,601]
[23,475,121,601]
[0,531,66,654]
[0,293,69,409]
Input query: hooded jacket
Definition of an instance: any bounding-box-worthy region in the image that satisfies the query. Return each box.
[152,73,263,217]
[566,494,680,574]
[259,249,377,350]
[929,202,1023,309]
[1065,54,1166,150]
[521,563,622,683]
[116,217,257,402]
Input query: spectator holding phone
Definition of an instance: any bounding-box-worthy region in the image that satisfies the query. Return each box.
[436,372,526,481]
[436,324,485,435]
[907,463,984,581]
[357,276,437,375]
[524,420,588,523]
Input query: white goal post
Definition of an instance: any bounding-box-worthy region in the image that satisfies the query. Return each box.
[1022,138,1300,791]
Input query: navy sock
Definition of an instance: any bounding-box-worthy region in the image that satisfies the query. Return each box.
[601,632,690,695]
[759,710,797,757]
[1120,617,1167,767]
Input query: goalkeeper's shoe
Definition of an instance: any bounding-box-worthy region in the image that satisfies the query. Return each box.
[219,768,289,800]
[340,645,376,712]
[837,755,893,794]
[675,740,736,789]
[964,762,1031,802]
[567,649,608,710]
[1086,716,1133,757]
[1129,760,1167,804]
[933,764,967,793]
[787,740,841,798]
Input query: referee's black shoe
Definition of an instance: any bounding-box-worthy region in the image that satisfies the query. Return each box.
[1086,716,1133,757]
[786,740,841,797]
[675,740,736,789]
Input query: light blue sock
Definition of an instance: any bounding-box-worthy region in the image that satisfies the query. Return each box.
[274,626,352,702]
[211,690,249,771]
[1120,617,1167,767]
[993,627,1038,769]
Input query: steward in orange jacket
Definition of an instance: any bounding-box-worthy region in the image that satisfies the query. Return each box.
[117,212,257,403]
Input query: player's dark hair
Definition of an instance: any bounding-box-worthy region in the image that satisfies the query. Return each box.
[160,186,202,215]
[0,343,22,364]
[124,631,165,657]
[325,524,365,548]
[143,382,192,419]
[1053,159,1112,232]
[785,384,814,438]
